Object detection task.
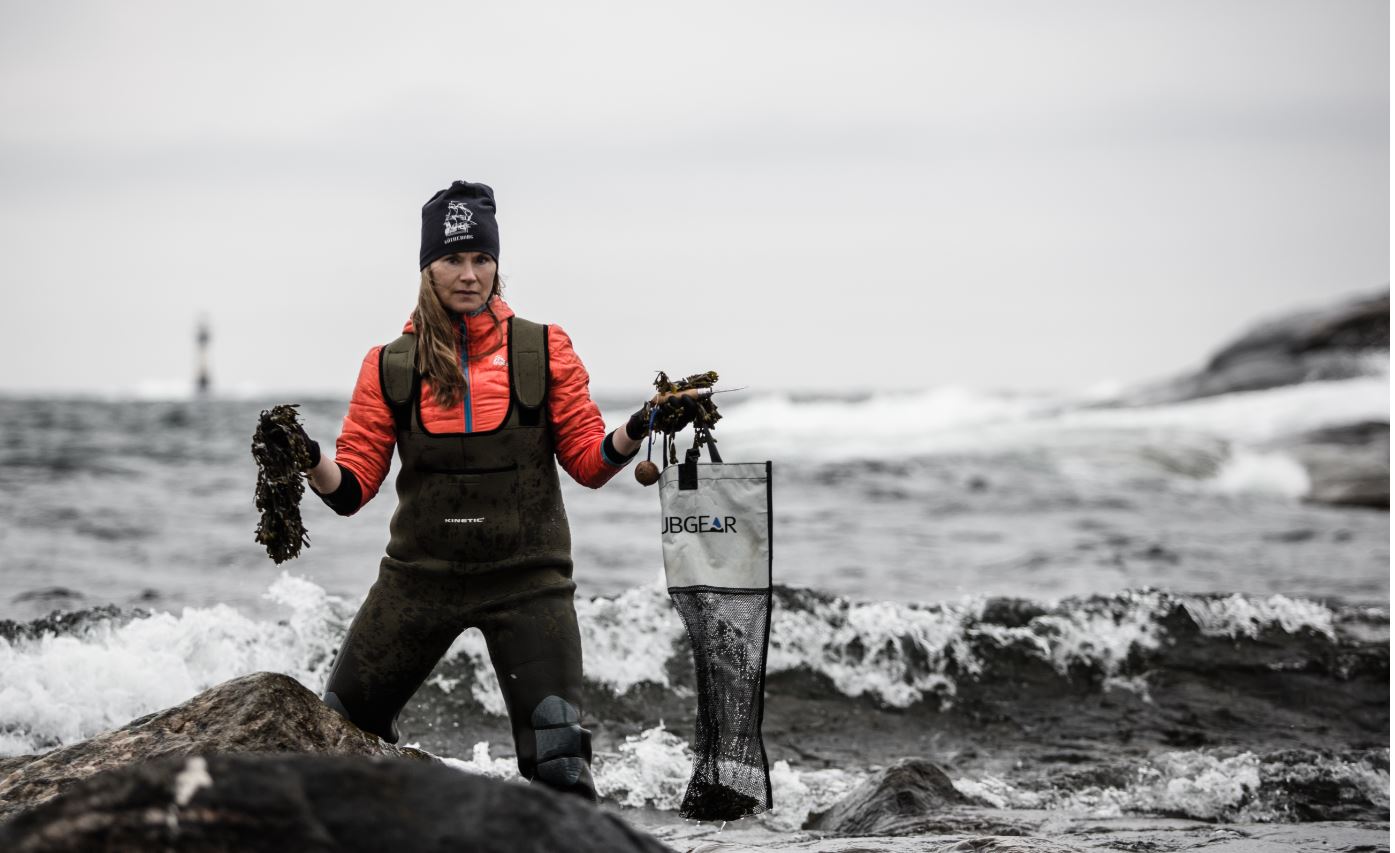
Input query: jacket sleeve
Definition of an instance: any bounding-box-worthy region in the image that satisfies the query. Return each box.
[547,324,634,489]
[331,346,397,511]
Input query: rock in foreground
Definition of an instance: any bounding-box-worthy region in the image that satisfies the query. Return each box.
[0,672,425,820]
[0,752,672,853]
[805,758,972,836]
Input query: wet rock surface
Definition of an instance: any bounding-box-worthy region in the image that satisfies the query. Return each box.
[1265,420,1390,509]
[0,672,426,820]
[805,759,972,836]
[0,604,140,644]
[0,752,673,853]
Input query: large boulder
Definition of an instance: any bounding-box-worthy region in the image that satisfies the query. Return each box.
[0,752,673,853]
[1124,290,1388,405]
[0,672,425,820]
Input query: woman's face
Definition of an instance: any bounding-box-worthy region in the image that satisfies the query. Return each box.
[428,252,497,315]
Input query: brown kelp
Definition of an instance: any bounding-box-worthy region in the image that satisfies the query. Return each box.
[650,370,721,434]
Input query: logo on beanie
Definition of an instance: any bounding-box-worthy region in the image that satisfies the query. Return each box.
[444,202,475,238]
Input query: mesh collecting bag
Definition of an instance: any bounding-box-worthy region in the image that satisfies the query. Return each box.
[659,454,773,821]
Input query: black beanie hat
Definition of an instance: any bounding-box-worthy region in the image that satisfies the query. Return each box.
[419,181,500,270]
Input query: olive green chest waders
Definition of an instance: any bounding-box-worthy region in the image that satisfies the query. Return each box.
[323,317,597,802]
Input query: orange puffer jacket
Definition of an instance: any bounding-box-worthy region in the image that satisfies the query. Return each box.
[333,297,628,511]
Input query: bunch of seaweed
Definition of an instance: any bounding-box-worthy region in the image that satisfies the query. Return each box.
[636,371,724,485]
[650,370,721,434]
[251,404,313,564]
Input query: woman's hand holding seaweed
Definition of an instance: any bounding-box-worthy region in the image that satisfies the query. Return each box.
[626,393,702,441]
[264,421,321,471]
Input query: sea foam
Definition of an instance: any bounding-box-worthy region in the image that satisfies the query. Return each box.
[680,375,1388,466]
[0,573,348,755]
[1204,449,1312,498]
[959,747,1391,822]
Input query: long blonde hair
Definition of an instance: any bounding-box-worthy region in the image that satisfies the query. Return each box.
[411,269,506,409]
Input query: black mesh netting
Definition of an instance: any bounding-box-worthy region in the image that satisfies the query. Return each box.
[668,587,773,821]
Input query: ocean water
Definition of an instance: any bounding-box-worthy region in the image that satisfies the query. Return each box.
[0,375,1388,845]
[1,376,1388,620]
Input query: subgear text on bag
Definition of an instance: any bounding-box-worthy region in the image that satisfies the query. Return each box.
[660,450,773,821]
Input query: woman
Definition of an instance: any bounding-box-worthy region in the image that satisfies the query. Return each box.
[296,181,674,803]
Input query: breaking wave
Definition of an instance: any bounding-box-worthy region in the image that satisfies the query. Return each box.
[1,574,1382,756]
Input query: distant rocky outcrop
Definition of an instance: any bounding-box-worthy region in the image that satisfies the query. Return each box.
[1124,289,1388,406]
[1117,290,1389,510]
[0,753,672,853]
[0,672,424,820]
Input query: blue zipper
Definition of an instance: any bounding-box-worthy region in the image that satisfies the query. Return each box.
[460,318,473,432]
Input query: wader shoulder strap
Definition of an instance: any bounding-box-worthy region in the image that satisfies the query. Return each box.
[508,317,549,411]
[379,332,418,433]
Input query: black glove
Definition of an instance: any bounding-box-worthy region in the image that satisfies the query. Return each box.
[625,404,653,441]
[295,424,322,471]
[669,395,701,432]
[303,438,322,471]
[267,421,321,471]
[633,395,704,439]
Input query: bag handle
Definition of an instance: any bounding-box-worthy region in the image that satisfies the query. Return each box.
[677,428,722,490]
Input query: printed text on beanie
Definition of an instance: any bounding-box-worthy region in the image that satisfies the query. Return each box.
[419,181,500,269]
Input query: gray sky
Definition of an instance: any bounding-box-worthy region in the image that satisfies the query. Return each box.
[0,0,1387,398]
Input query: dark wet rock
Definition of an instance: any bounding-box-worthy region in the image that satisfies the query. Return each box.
[979,598,1049,629]
[1258,748,1391,822]
[1267,421,1389,510]
[0,672,427,820]
[805,758,972,835]
[1203,291,1387,380]
[0,755,39,781]
[1121,289,1388,405]
[0,604,139,644]
[0,752,672,853]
